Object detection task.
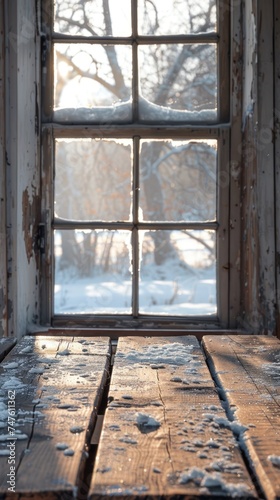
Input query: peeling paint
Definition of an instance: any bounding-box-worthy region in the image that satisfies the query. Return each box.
[22,189,40,266]
[242,2,257,130]
[0,288,5,337]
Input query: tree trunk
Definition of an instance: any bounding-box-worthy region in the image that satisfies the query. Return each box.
[141,142,173,265]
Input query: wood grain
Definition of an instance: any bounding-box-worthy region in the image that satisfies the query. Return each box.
[202,335,280,500]
[89,336,257,499]
[0,336,110,499]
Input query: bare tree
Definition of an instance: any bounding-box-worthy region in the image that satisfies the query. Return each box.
[53,0,217,273]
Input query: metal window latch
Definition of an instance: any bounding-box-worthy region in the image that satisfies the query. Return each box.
[37,223,45,254]
[41,34,48,66]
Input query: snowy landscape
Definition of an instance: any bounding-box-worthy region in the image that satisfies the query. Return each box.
[54,230,217,315]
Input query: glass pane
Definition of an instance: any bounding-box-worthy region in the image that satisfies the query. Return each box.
[139,230,216,315]
[54,230,132,314]
[138,0,216,35]
[55,139,132,221]
[139,140,217,222]
[54,44,132,122]
[139,44,217,122]
[54,0,132,36]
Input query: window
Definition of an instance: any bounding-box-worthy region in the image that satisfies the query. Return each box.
[41,0,232,328]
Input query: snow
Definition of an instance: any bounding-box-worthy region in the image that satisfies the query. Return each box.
[56,442,70,450]
[57,349,71,356]
[54,230,216,316]
[1,377,26,391]
[263,361,280,384]
[70,426,84,434]
[37,358,60,364]
[96,466,112,474]
[0,449,11,456]
[178,467,252,497]
[104,485,149,495]
[19,345,33,354]
[0,433,28,441]
[64,448,75,456]
[53,96,217,124]
[119,436,138,445]
[136,413,161,431]
[29,367,45,374]
[118,342,195,366]
[3,362,19,370]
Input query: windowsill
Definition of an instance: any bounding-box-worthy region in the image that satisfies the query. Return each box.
[25,326,247,341]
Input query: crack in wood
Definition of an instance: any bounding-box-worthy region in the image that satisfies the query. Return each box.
[156,371,174,474]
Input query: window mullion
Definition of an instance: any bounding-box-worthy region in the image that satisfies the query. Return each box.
[218,0,230,122]
[132,136,140,317]
[132,0,139,317]
[132,0,139,121]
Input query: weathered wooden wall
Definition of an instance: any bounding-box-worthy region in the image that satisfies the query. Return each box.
[2,0,40,338]
[240,0,277,335]
[0,0,7,337]
[275,1,280,337]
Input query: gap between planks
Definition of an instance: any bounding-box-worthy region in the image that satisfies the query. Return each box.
[0,336,111,499]
[202,335,280,500]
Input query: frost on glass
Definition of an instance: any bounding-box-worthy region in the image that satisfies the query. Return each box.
[139,140,217,222]
[55,139,132,221]
[139,230,216,315]
[138,0,216,35]
[139,44,217,122]
[54,0,132,36]
[53,44,132,122]
[54,230,132,314]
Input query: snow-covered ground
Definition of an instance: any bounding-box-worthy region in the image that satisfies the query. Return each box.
[54,230,216,316]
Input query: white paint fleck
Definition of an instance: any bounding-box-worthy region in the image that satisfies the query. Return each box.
[0,433,28,441]
[3,362,19,369]
[19,346,33,354]
[0,449,10,456]
[268,455,280,467]
[119,436,138,445]
[97,466,112,473]
[29,367,45,374]
[58,349,71,356]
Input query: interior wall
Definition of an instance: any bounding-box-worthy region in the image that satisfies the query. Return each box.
[4,0,40,338]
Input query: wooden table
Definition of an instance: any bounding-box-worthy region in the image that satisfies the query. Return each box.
[0,334,279,499]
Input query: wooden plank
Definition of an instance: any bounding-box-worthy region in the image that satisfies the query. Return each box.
[0,339,16,362]
[202,335,280,500]
[89,336,257,499]
[256,0,276,334]
[0,336,110,499]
